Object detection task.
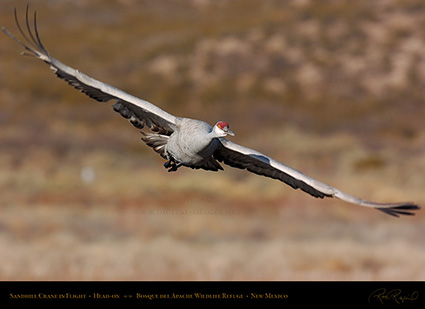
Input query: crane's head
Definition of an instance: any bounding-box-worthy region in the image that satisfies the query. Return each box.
[213,121,235,137]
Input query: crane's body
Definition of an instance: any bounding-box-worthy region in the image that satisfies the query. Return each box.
[2,6,420,217]
[166,119,221,168]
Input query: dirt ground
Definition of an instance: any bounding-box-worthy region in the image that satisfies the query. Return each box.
[1,142,423,281]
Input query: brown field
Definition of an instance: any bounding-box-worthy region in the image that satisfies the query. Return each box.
[0,0,424,280]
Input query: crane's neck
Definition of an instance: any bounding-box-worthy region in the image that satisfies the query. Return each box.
[207,129,220,139]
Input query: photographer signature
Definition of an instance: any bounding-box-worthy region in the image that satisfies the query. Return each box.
[368,288,419,304]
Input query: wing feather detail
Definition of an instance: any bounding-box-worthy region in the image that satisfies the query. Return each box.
[2,6,180,136]
[215,138,420,217]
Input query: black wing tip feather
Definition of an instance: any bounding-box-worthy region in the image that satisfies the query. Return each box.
[4,5,48,57]
[377,203,420,218]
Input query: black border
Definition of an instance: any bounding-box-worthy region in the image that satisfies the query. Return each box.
[1,281,423,306]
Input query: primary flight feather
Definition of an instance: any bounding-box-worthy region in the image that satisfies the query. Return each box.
[2,6,420,217]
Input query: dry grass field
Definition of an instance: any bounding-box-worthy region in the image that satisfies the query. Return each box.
[0,0,424,280]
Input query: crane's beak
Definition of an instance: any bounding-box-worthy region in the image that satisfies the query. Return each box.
[227,129,235,136]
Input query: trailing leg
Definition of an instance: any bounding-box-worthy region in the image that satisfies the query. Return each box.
[167,162,182,172]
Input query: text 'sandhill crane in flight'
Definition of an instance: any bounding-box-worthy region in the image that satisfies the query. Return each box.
[2,7,420,217]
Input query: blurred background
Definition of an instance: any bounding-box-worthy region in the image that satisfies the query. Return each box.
[0,0,424,280]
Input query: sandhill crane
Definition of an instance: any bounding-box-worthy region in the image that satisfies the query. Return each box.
[2,7,420,217]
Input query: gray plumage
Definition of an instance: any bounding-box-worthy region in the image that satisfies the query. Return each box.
[2,6,420,217]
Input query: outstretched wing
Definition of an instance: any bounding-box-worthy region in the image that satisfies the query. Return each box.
[1,6,180,135]
[214,138,420,217]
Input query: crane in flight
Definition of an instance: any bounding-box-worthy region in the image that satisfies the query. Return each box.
[2,6,420,217]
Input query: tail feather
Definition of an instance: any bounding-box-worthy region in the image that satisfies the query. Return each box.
[141,132,169,159]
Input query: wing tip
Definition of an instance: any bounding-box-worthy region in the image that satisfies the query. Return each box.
[3,5,50,61]
[376,203,420,218]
